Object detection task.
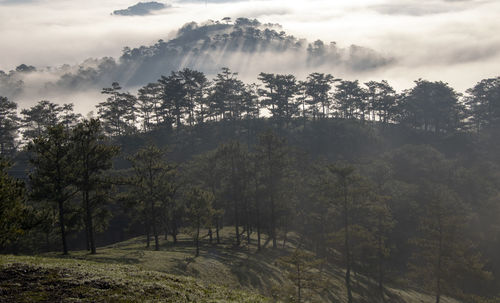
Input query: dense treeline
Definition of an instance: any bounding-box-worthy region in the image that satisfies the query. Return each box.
[1,71,500,303]
[2,69,499,149]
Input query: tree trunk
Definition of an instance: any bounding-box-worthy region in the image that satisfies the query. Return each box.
[216,219,220,244]
[271,195,277,249]
[85,191,96,254]
[378,216,386,302]
[195,217,200,257]
[436,217,443,303]
[343,181,352,303]
[151,201,159,251]
[297,263,302,303]
[146,221,151,248]
[57,199,68,255]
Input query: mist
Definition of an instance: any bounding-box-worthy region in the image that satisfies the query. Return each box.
[1,0,499,112]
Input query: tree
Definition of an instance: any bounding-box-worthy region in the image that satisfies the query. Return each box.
[326,164,374,303]
[363,160,396,302]
[97,82,137,136]
[466,77,500,130]
[277,248,326,303]
[137,82,163,131]
[72,119,119,254]
[258,73,300,126]
[159,72,187,129]
[0,96,19,156]
[60,103,82,130]
[0,158,30,248]
[216,141,251,246]
[333,80,367,120]
[128,144,175,251]
[303,72,336,119]
[185,187,214,257]
[28,124,76,255]
[255,131,289,249]
[410,184,489,303]
[178,68,209,126]
[209,67,248,122]
[365,80,397,123]
[189,150,225,244]
[398,80,464,133]
[21,100,63,142]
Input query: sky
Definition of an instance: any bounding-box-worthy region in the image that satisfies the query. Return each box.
[0,0,499,110]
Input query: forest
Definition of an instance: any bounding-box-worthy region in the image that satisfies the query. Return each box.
[1,68,500,303]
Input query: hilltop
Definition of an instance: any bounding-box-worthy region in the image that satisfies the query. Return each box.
[0,18,390,99]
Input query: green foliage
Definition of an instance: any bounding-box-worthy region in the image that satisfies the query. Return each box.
[128,143,175,250]
[0,159,29,247]
[277,248,327,303]
[409,184,490,302]
[184,187,215,256]
[72,118,120,254]
[28,123,77,254]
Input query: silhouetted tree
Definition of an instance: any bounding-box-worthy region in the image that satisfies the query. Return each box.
[21,100,63,142]
[0,96,19,156]
[72,119,119,254]
[97,82,137,136]
[303,72,336,119]
[137,82,163,131]
[333,80,367,120]
[466,77,500,130]
[365,80,397,123]
[255,131,289,249]
[258,73,300,126]
[28,124,76,255]
[129,144,175,251]
[398,80,464,133]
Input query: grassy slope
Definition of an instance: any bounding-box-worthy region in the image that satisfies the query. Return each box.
[0,254,268,302]
[1,228,460,303]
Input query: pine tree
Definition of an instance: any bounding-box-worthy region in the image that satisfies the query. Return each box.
[184,187,214,257]
[255,131,289,249]
[128,144,175,251]
[21,100,63,142]
[72,119,119,254]
[409,184,489,303]
[277,248,326,303]
[303,72,336,119]
[0,96,19,156]
[97,82,137,136]
[28,124,76,255]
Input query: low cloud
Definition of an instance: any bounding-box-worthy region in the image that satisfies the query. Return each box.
[0,0,498,112]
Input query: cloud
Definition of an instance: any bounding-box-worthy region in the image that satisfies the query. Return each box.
[0,0,38,4]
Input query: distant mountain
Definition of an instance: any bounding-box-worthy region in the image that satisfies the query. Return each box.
[0,18,393,99]
[112,2,168,16]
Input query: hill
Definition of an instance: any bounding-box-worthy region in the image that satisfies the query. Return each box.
[1,228,461,303]
[0,18,390,99]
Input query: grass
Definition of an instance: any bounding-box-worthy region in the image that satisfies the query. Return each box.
[1,227,462,303]
[0,254,269,302]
